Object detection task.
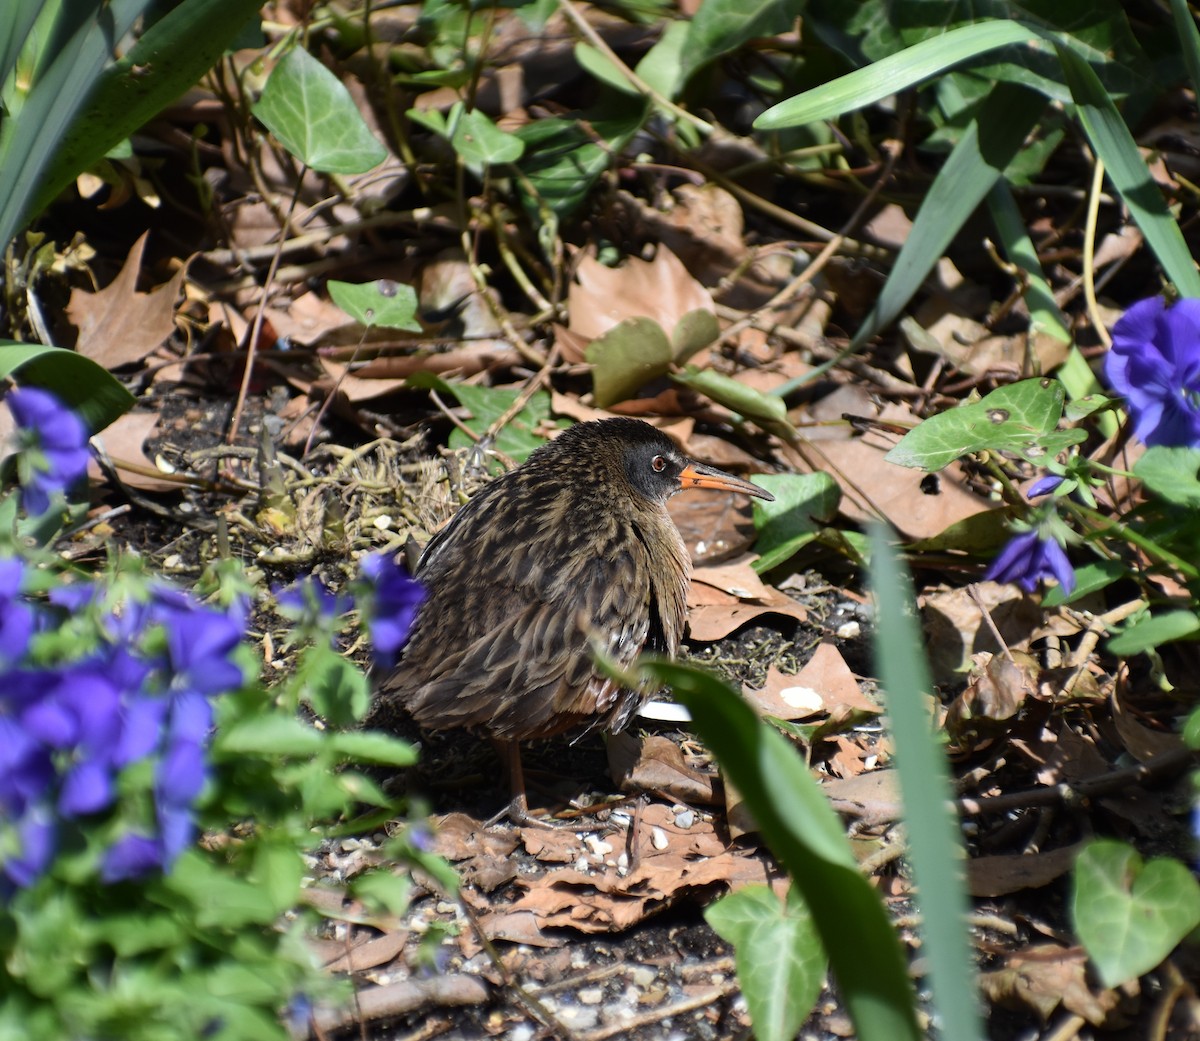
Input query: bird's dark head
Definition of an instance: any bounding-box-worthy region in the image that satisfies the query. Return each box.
[541,418,774,506]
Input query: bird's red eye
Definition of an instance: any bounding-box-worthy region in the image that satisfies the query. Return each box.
[651,455,667,473]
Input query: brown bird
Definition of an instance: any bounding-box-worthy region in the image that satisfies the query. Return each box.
[371,417,774,818]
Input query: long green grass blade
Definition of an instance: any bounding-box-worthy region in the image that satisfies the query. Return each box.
[985,182,1070,345]
[652,660,922,1041]
[755,21,1045,129]
[852,83,1046,347]
[1169,0,1200,103]
[1055,43,1200,297]
[0,0,149,250]
[869,527,984,1041]
[30,0,263,223]
[0,2,44,88]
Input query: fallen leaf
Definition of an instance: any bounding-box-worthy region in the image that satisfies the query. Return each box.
[966,843,1084,897]
[567,246,713,342]
[607,733,718,804]
[66,231,186,368]
[979,944,1129,1027]
[89,411,179,492]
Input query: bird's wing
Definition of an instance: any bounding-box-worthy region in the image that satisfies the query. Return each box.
[391,534,656,739]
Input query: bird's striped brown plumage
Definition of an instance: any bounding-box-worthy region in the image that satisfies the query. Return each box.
[371,417,772,750]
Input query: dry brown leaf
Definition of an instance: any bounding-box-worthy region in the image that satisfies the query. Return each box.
[979,945,1128,1027]
[966,843,1084,897]
[1111,684,1184,763]
[743,665,825,720]
[690,558,773,601]
[607,733,718,804]
[791,434,992,543]
[921,583,1048,682]
[945,651,1039,751]
[566,246,713,341]
[66,231,186,368]
[823,769,903,825]
[794,642,877,715]
[669,486,759,567]
[687,590,808,641]
[503,850,771,933]
[322,930,409,973]
[90,411,179,492]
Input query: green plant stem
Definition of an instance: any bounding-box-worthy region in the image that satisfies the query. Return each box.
[1069,502,1200,581]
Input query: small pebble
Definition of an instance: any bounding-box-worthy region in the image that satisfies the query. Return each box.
[559,1006,599,1029]
[674,809,696,829]
[585,835,613,857]
[651,826,669,850]
[374,514,394,530]
[511,1025,535,1041]
[835,620,861,639]
[574,856,590,873]
[616,852,628,870]
[579,987,604,1005]
[631,966,656,987]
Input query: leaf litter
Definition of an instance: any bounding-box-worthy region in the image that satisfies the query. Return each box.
[19,1,1200,1036]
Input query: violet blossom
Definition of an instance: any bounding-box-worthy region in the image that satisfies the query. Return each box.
[1105,296,1200,448]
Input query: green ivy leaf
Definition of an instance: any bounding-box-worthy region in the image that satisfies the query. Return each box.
[673,365,792,429]
[586,317,673,408]
[1106,610,1200,655]
[0,341,134,433]
[253,46,386,174]
[328,731,419,767]
[328,279,421,331]
[751,472,841,572]
[1073,839,1200,988]
[706,885,824,1041]
[1134,446,1200,508]
[406,373,563,469]
[885,378,1084,471]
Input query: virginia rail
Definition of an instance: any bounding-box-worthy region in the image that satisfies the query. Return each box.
[371,417,773,819]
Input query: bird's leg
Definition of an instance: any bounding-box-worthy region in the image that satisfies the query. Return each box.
[483,738,539,828]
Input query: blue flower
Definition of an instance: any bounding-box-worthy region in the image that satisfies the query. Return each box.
[360,553,424,668]
[1026,475,1064,499]
[276,575,350,623]
[6,387,91,515]
[1105,296,1200,448]
[1,575,247,889]
[0,558,33,665]
[986,528,1076,596]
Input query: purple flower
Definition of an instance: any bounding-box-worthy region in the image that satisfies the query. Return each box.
[986,529,1076,595]
[0,576,247,890]
[4,808,55,888]
[6,387,91,515]
[360,553,424,668]
[101,833,163,883]
[1027,475,1064,499]
[0,558,33,664]
[276,575,350,623]
[1105,297,1200,447]
[153,592,245,698]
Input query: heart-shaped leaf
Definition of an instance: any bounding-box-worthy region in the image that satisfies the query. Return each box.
[1073,839,1200,987]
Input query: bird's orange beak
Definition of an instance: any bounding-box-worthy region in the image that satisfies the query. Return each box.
[678,462,774,500]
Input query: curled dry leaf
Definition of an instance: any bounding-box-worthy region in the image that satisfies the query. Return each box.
[607,732,718,805]
[979,945,1130,1027]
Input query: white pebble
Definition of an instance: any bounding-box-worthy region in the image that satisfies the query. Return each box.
[651,827,669,850]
